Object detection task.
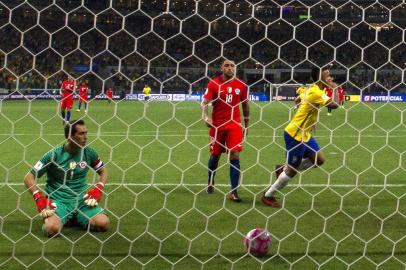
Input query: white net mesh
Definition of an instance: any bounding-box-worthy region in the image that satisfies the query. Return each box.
[1,0,406,269]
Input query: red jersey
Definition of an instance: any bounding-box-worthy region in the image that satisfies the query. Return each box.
[79,85,88,97]
[203,76,248,127]
[61,80,75,97]
[338,87,345,101]
[324,87,333,98]
[106,89,113,99]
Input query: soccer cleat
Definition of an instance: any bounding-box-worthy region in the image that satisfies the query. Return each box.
[274,165,284,179]
[228,191,242,203]
[85,110,87,113]
[327,113,332,116]
[207,179,215,194]
[76,109,80,112]
[261,194,281,208]
[207,185,214,194]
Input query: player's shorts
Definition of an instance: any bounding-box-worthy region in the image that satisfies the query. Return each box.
[144,96,150,101]
[209,123,243,155]
[60,96,73,110]
[284,131,320,167]
[79,95,88,103]
[53,198,104,228]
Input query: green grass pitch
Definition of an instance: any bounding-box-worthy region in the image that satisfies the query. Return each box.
[1,99,406,269]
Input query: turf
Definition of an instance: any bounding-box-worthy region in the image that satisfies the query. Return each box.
[1,99,406,270]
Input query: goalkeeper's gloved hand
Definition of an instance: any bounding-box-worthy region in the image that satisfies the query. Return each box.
[33,191,56,218]
[83,182,104,207]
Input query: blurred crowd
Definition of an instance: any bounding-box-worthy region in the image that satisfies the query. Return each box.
[0,1,405,94]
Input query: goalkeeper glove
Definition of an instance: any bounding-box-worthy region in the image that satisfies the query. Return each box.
[33,191,56,218]
[83,182,104,207]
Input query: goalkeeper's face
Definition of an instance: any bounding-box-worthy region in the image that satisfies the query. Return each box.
[71,124,88,147]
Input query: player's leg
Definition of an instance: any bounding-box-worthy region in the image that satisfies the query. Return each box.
[327,107,332,116]
[84,100,88,112]
[263,132,303,207]
[89,214,109,232]
[77,98,82,112]
[77,203,109,232]
[226,125,243,202]
[66,109,71,122]
[61,100,66,124]
[65,97,73,122]
[228,150,241,202]
[43,215,63,237]
[43,200,70,237]
[302,137,324,168]
[207,154,220,193]
[207,127,224,193]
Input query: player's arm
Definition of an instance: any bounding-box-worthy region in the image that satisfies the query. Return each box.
[201,99,212,127]
[83,158,108,207]
[201,84,214,127]
[242,99,249,137]
[24,162,56,218]
[294,95,301,106]
[326,87,340,109]
[325,82,339,109]
[59,82,64,96]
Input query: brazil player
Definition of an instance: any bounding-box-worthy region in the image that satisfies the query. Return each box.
[76,82,89,113]
[262,66,339,208]
[201,59,250,202]
[23,120,109,237]
[60,76,76,124]
[143,84,151,101]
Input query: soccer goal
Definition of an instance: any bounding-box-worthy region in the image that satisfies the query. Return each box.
[1,1,406,270]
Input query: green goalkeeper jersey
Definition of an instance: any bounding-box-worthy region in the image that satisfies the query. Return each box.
[31,145,105,201]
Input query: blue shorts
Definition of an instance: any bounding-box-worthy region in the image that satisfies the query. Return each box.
[284,132,320,167]
[144,96,150,101]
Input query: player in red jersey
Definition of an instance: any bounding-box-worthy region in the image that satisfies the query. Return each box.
[338,86,345,108]
[60,77,76,124]
[324,86,333,116]
[201,59,250,202]
[76,82,89,113]
[106,87,113,104]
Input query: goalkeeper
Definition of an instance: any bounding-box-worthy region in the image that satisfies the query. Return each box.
[23,120,109,237]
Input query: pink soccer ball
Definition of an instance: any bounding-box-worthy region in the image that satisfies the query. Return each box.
[243,228,272,257]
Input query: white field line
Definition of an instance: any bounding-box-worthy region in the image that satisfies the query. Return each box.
[2,183,406,188]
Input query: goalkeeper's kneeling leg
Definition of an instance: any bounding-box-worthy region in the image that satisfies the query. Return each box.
[89,214,109,232]
[43,215,62,237]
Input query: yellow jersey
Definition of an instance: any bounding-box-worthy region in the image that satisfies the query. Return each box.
[285,84,330,142]
[143,87,151,97]
[296,86,306,96]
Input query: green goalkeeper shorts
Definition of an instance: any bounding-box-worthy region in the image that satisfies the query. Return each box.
[54,199,104,228]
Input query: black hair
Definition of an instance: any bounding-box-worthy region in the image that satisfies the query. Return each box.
[311,65,330,82]
[64,119,85,139]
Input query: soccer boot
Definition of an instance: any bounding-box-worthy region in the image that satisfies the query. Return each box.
[75,109,80,112]
[228,190,242,203]
[207,179,215,194]
[261,194,281,208]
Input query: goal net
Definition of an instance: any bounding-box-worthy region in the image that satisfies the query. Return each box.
[1,1,406,269]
